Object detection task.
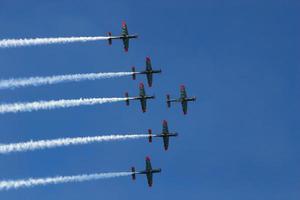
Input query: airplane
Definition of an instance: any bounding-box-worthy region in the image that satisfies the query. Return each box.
[166,85,196,115]
[148,120,178,150]
[107,21,138,52]
[131,57,162,87]
[125,83,155,113]
[131,156,161,187]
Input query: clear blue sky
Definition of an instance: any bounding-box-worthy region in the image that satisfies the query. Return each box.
[0,0,299,199]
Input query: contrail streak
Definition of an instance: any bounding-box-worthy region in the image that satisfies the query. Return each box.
[0,97,130,114]
[0,36,109,48]
[0,134,149,154]
[0,72,135,90]
[0,172,132,190]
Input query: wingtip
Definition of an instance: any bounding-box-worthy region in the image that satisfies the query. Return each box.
[139,82,144,88]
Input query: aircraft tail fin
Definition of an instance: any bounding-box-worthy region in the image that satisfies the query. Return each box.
[166,94,171,108]
[107,32,112,45]
[125,92,130,106]
[131,167,136,180]
[148,129,152,143]
[132,67,136,80]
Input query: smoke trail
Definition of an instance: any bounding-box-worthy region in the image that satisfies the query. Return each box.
[0,72,135,90]
[0,172,132,190]
[0,36,110,48]
[0,97,130,114]
[0,134,149,154]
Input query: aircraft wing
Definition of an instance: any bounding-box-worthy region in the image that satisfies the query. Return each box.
[122,22,129,35]
[182,101,188,115]
[146,73,153,87]
[123,38,129,51]
[146,57,152,71]
[180,85,187,99]
[146,156,152,171]
[162,120,169,134]
[145,157,153,186]
[139,83,147,112]
[139,83,146,96]
[162,121,169,150]
[140,98,147,113]
[146,172,153,187]
[163,136,169,150]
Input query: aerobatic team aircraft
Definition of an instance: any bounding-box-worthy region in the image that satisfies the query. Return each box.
[131,156,161,187]
[167,85,196,115]
[125,83,155,112]
[107,21,138,52]
[131,57,162,87]
[148,120,178,150]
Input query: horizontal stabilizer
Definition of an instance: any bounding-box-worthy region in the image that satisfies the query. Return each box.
[107,32,112,45]
[166,94,171,108]
[125,92,130,106]
[132,67,136,80]
[131,167,136,180]
[148,129,152,143]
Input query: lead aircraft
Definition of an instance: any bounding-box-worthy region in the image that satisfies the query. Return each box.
[131,157,161,187]
[148,120,178,150]
[131,57,162,87]
[107,21,138,52]
[167,85,196,115]
[125,83,155,113]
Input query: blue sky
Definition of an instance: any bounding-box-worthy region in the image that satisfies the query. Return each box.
[0,0,299,199]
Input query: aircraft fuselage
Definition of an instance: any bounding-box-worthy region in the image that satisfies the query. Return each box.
[138,95,155,100]
[184,97,197,102]
[138,168,162,175]
[110,34,138,40]
[139,69,162,75]
[155,132,178,138]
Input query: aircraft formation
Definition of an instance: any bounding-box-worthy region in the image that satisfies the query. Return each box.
[0,21,196,190]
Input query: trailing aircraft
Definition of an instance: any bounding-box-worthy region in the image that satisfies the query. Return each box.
[166,85,196,115]
[131,57,162,87]
[125,83,155,112]
[148,120,178,150]
[107,21,138,52]
[131,156,161,187]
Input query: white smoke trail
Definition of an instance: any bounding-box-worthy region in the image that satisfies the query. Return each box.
[0,36,110,48]
[0,172,132,190]
[0,134,149,154]
[0,97,130,114]
[0,72,135,90]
